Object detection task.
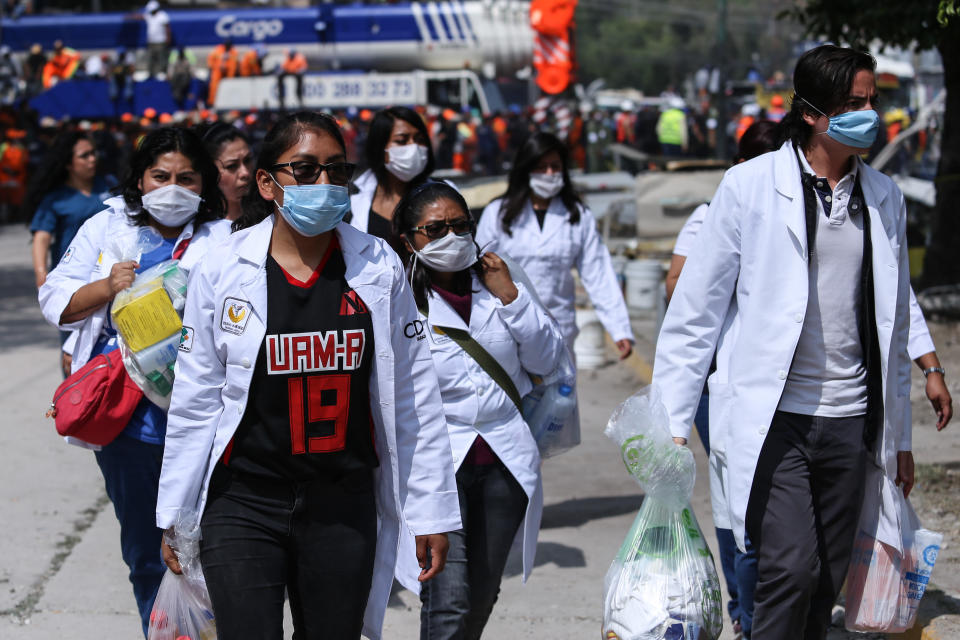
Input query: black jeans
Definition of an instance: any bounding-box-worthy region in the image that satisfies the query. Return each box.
[746,410,867,640]
[200,466,377,640]
[419,458,528,640]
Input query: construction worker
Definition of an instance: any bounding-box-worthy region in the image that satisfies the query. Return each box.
[240,43,266,77]
[656,98,688,156]
[768,94,787,122]
[615,100,636,144]
[206,38,238,106]
[276,48,307,110]
[42,40,81,89]
[0,128,28,221]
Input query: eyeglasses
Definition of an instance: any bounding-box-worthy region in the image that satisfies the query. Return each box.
[270,160,356,186]
[412,218,475,240]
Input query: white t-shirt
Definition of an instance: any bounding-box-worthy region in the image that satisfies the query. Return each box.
[144,10,170,45]
[778,151,868,417]
[672,203,708,257]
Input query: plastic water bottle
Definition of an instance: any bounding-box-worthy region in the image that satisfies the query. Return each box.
[528,383,576,442]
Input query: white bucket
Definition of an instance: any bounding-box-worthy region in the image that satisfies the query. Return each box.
[574,308,607,370]
[625,259,663,311]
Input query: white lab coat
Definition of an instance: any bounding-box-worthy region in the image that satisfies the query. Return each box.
[477,197,633,350]
[421,275,566,581]
[653,142,912,554]
[156,216,461,640]
[348,168,379,233]
[38,196,232,373]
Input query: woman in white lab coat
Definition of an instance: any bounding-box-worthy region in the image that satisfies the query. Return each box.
[156,112,460,640]
[38,126,230,637]
[394,181,566,640]
[477,131,633,358]
[348,106,434,245]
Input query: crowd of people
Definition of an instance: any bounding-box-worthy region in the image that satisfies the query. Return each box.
[22,42,954,640]
[32,86,634,639]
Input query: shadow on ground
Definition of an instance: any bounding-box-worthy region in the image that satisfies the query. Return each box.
[0,265,60,353]
[541,494,643,529]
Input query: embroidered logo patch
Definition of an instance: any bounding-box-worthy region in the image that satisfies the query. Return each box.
[221,297,251,335]
[179,326,195,352]
[61,246,75,264]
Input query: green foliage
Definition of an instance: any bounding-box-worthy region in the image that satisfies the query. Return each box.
[940,0,960,26]
[780,1,943,52]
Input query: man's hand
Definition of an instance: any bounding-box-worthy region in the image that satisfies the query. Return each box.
[896,450,915,498]
[61,352,72,378]
[616,339,634,360]
[415,533,449,582]
[673,437,687,446]
[925,373,952,431]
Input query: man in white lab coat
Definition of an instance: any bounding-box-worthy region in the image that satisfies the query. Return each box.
[653,45,914,639]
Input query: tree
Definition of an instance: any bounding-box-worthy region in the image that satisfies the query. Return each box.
[783,1,960,288]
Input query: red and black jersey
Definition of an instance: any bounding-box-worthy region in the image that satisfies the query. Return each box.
[224,237,378,481]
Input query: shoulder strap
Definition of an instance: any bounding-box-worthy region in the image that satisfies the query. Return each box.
[419,304,523,413]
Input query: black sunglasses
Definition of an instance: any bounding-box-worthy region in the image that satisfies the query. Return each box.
[412,218,475,240]
[271,160,356,186]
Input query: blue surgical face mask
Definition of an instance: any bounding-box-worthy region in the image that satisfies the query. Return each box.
[271,177,350,237]
[801,96,880,149]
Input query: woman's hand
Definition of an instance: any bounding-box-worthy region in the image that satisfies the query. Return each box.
[160,532,182,575]
[616,339,633,360]
[479,252,518,305]
[416,533,450,582]
[896,450,915,498]
[108,261,139,297]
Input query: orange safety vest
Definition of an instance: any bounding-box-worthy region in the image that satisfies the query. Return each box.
[239,49,262,77]
[42,48,81,88]
[207,45,239,105]
[0,141,28,206]
[282,52,307,74]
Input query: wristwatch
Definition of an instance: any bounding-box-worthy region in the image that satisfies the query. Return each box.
[922,366,946,378]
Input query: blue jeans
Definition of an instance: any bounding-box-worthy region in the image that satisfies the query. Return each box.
[420,458,528,640]
[93,433,166,637]
[694,391,757,633]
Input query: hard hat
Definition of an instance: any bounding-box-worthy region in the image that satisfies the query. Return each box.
[143,107,157,119]
[120,112,134,123]
[158,112,173,124]
[145,1,160,12]
[770,94,784,108]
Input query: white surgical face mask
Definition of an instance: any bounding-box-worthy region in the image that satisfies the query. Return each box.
[529,172,564,199]
[385,143,430,182]
[413,230,478,273]
[141,184,202,227]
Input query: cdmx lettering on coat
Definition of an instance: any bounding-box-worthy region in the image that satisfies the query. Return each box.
[266,330,366,374]
[404,319,426,341]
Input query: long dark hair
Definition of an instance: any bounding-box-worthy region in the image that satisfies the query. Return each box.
[22,131,94,222]
[235,111,347,232]
[196,121,250,164]
[496,131,581,235]
[776,44,876,150]
[119,126,225,227]
[393,181,482,311]
[364,106,434,186]
[735,120,780,162]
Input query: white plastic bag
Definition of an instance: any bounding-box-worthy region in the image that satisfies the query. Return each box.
[148,512,217,640]
[602,387,722,640]
[845,490,942,632]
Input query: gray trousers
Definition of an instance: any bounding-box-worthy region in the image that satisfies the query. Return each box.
[745,410,868,640]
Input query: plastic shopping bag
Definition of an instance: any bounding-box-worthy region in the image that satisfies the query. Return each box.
[602,387,723,640]
[111,259,189,409]
[845,490,943,632]
[148,513,217,640]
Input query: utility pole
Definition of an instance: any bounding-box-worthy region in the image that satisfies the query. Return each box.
[715,0,728,160]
